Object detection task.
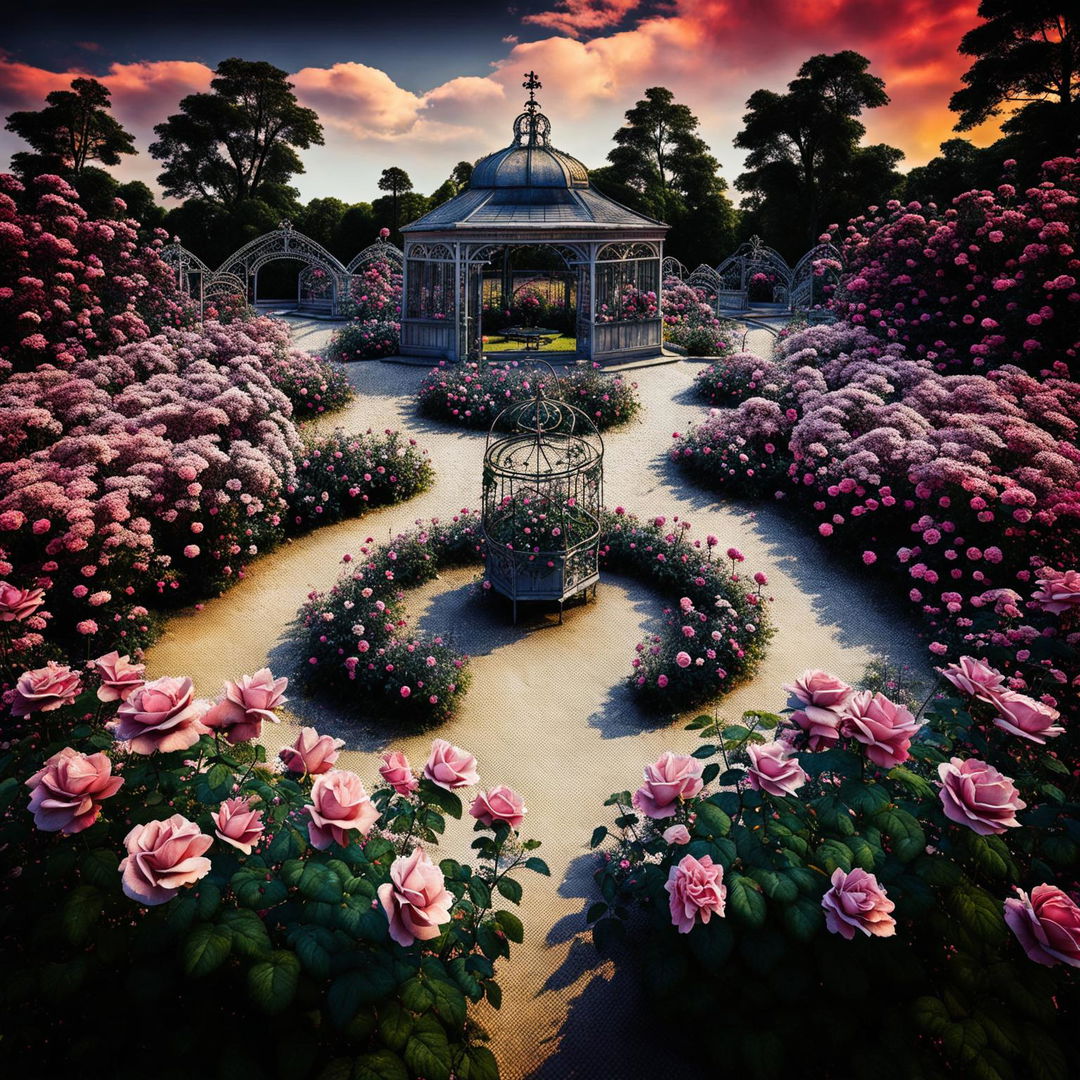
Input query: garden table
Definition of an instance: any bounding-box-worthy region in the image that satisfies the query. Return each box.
[502,326,560,348]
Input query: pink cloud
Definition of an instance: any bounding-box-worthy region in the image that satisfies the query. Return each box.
[291,62,424,138]
[523,0,645,39]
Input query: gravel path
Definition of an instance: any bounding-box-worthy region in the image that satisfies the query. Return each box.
[146,321,927,1078]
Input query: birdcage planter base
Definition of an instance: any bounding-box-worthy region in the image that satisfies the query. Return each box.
[485,544,600,624]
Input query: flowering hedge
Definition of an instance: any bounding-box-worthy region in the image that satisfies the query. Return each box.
[329,257,403,361]
[0,655,547,1078]
[692,351,783,406]
[587,655,1078,1079]
[828,155,1080,373]
[417,360,640,432]
[0,173,191,375]
[673,320,1080,717]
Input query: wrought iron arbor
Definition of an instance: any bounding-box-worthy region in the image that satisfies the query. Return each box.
[481,364,603,623]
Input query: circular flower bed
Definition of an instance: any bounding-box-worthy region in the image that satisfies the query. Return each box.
[417,360,640,432]
[0,654,547,1078]
[586,655,1078,1079]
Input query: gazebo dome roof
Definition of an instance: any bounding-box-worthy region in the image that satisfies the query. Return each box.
[470,141,589,189]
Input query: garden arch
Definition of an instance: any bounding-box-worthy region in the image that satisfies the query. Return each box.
[160,240,211,301]
[790,242,844,318]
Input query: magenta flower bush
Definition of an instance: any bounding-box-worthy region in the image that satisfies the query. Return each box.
[328,257,403,360]
[417,359,640,431]
[826,154,1080,373]
[0,173,192,375]
[588,659,1079,1078]
[661,278,737,357]
[0,658,547,1078]
[693,351,783,405]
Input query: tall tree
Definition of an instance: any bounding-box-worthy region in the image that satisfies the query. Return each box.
[599,87,737,266]
[377,166,414,229]
[734,51,901,256]
[150,58,323,210]
[5,77,136,178]
[950,3,1078,164]
[429,160,474,205]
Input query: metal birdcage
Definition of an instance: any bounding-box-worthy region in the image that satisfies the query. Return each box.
[481,363,604,623]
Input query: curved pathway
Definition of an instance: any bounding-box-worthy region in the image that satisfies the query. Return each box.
[147,321,927,1078]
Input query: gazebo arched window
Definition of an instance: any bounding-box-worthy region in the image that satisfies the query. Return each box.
[482,365,603,623]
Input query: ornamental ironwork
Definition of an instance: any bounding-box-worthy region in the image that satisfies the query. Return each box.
[481,362,603,624]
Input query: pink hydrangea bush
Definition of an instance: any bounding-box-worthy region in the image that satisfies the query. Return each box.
[825,155,1080,373]
[1,661,546,1077]
[588,661,1079,1077]
[418,359,640,431]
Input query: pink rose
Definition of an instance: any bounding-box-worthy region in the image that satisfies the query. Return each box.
[25,747,123,834]
[378,847,454,946]
[212,797,265,854]
[821,868,896,940]
[991,690,1064,743]
[119,814,213,905]
[379,750,419,796]
[0,582,46,622]
[937,757,1026,835]
[91,651,146,703]
[632,751,704,819]
[279,727,345,775]
[662,824,691,845]
[840,691,921,768]
[1031,568,1080,616]
[10,661,82,717]
[202,668,288,744]
[423,738,479,790]
[785,670,853,750]
[665,853,726,933]
[470,785,527,830]
[108,676,210,755]
[746,741,808,797]
[939,656,1005,701]
[1004,884,1080,968]
[305,769,380,849]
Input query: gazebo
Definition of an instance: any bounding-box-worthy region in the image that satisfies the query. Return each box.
[400,73,669,365]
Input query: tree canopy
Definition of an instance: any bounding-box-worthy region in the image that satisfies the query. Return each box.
[150,58,323,210]
[5,77,136,178]
[734,51,902,257]
[598,86,736,267]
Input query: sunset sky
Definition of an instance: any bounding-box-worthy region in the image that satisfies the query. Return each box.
[1,0,1005,204]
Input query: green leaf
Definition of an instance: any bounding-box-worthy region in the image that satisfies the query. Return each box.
[844,834,879,871]
[815,838,854,874]
[0,776,19,811]
[782,895,823,942]
[63,884,103,945]
[813,795,856,837]
[299,861,344,903]
[379,1001,413,1052]
[329,970,369,1029]
[468,877,491,908]
[448,958,484,1002]
[726,873,767,928]
[496,876,522,904]
[430,977,467,1028]
[1022,1020,1068,1080]
[958,831,1014,880]
[353,1050,409,1080]
[182,922,233,978]
[79,848,119,889]
[485,979,503,1010]
[231,867,287,909]
[586,902,608,924]
[459,1045,499,1080]
[494,909,524,944]
[420,781,463,820]
[220,907,272,960]
[400,977,436,1013]
[913,854,963,887]
[874,808,926,863]
[913,995,951,1037]
[701,762,721,784]
[589,826,608,848]
[404,1017,453,1080]
[691,744,718,759]
[887,766,935,798]
[203,762,234,802]
[840,779,892,815]
[525,857,550,876]
[694,800,732,838]
[288,924,333,979]
[591,916,627,954]
[248,950,300,1014]
[949,885,1007,946]
[748,867,798,903]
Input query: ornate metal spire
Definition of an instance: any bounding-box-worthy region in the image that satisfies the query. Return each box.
[513,70,551,147]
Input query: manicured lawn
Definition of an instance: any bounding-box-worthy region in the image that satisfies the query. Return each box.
[482,334,577,352]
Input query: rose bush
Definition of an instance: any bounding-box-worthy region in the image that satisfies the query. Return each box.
[587,658,1079,1078]
[661,278,737,357]
[0,659,547,1079]
[328,255,403,360]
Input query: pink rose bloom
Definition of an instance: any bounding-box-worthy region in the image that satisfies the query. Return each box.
[840,691,921,768]
[25,747,123,834]
[663,824,691,845]
[470,785,527,830]
[991,690,1064,743]
[378,846,454,946]
[10,661,82,717]
[937,757,1026,835]
[785,670,852,750]
[202,668,288,744]
[746,741,808,797]
[213,797,266,855]
[91,650,146,703]
[379,750,419,796]
[0,582,46,622]
[632,751,704,819]
[423,738,479,790]
[1031,568,1080,615]
[119,814,213,906]
[305,769,380,849]
[279,727,345,775]
[940,656,1005,702]
[821,868,896,940]
[1004,884,1080,968]
[665,853,726,933]
[109,676,210,755]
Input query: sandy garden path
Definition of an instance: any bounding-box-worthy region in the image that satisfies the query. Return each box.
[146,319,928,1078]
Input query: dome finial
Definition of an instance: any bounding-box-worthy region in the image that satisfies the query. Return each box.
[513,71,551,147]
